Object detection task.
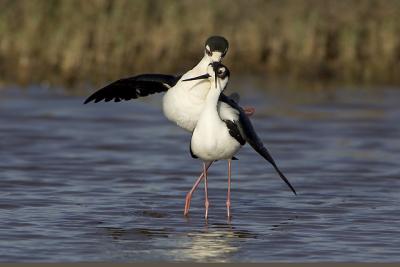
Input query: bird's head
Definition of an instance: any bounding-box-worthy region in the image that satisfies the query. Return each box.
[183,62,230,92]
[204,36,229,63]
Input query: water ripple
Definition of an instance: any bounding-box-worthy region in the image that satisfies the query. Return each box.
[0,87,400,262]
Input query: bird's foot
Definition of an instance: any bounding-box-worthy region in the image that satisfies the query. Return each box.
[244,106,255,117]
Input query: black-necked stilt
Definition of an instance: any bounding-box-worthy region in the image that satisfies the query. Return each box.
[83,36,229,124]
[182,62,297,219]
[84,36,256,216]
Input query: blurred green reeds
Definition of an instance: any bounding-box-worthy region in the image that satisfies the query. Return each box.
[0,0,399,87]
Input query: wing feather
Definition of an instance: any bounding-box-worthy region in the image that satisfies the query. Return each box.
[84,74,181,104]
[219,93,297,195]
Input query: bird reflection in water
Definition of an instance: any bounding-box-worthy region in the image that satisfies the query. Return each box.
[169,223,256,262]
[100,216,297,262]
[101,223,256,262]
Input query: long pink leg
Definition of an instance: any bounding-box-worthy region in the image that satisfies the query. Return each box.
[227,159,232,219]
[184,161,213,216]
[204,162,210,219]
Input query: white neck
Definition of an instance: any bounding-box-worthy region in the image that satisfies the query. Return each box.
[196,55,211,70]
[201,82,222,119]
[194,82,224,140]
[179,55,212,97]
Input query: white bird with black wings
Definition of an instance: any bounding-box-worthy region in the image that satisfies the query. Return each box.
[84,36,296,218]
[183,62,296,219]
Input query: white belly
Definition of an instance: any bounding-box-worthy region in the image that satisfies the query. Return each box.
[162,77,211,132]
[191,121,241,161]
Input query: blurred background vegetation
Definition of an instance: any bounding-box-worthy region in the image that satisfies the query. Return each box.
[0,0,400,88]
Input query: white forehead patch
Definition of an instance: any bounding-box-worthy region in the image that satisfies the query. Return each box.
[211,51,222,61]
[206,45,211,52]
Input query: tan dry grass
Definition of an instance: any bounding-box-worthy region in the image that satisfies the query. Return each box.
[0,0,399,87]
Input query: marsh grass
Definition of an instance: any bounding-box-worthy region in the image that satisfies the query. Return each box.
[0,0,400,88]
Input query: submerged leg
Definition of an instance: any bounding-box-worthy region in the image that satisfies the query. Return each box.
[204,162,210,220]
[184,161,213,216]
[227,159,232,219]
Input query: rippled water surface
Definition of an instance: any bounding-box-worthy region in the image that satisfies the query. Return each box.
[1,84,400,262]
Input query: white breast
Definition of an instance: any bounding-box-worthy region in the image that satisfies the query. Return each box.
[191,119,241,161]
[162,85,240,133]
[163,79,210,132]
[190,88,242,162]
[162,58,211,132]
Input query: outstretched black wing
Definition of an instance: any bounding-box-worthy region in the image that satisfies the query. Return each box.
[84,74,181,104]
[219,93,297,195]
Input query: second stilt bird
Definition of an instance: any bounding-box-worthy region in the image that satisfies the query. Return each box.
[183,62,296,219]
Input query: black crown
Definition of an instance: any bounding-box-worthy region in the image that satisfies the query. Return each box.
[205,36,229,53]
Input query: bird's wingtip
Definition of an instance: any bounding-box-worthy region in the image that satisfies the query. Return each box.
[292,188,297,196]
[272,163,297,196]
[83,95,96,104]
[83,94,93,104]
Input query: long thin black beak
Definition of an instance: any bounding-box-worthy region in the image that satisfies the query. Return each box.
[214,69,217,89]
[182,74,210,82]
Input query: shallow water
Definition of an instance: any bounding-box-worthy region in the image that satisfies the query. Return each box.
[0,84,400,262]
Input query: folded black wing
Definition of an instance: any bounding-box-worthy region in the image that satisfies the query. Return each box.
[219,93,297,195]
[84,74,181,104]
[223,119,246,145]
